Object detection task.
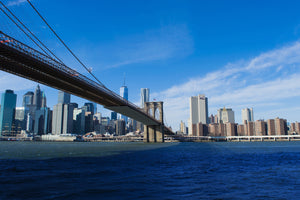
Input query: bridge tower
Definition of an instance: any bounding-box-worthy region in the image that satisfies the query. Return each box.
[144,102,164,143]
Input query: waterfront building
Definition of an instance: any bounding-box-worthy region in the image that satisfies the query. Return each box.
[141,88,150,108]
[275,118,286,135]
[115,119,125,135]
[180,121,187,134]
[34,107,52,135]
[84,111,94,133]
[101,117,110,126]
[0,90,17,136]
[189,94,208,135]
[52,103,64,135]
[225,123,236,136]
[290,123,296,133]
[217,107,235,123]
[57,91,70,104]
[120,85,128,124]
[208,123,218,136]
[15,107,26,130]
[26,113,34,133]
[255,120,266,136]
[218,123,226,136]
[241,108,254,123]
[63,103,78,134]
[295,122,300,134]
[191,122,205,136]
[208,123,225,137]
[73,108,85,135]
[111,112,117,120]
[237,124,246,136]
[267,119,276,135]
[247,121,255,136]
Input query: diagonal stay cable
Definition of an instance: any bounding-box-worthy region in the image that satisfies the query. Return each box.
[0,1,65,65]
[26,0,107,88]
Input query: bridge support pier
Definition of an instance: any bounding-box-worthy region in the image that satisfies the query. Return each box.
[143,101,164,143]
[144,124,164,143]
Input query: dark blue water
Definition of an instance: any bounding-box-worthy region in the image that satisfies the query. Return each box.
[0,141,300,200]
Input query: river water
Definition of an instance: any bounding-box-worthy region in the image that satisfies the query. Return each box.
[0,141,299,199]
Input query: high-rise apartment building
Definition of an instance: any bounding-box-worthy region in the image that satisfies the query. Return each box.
[247,121,255,136]
[275,118,286,135]
[241,108,254,123]
[255,120,266,136]
[0,90,17,136]
[217,107,235,123]
[267,119,275,135]
[189,94,208,135]
[141,88,150,108]
[225,122,236,136]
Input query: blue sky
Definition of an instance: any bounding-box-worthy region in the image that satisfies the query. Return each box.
[1,0,300,130]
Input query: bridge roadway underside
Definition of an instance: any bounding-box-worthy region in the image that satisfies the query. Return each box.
[0,43,161,126]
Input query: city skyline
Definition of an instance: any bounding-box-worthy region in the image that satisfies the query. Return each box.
[2,1,300,128]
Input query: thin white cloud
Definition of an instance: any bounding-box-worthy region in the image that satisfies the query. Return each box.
[102,24,194,69]
[155,39,300,129]
[6,0,27,6]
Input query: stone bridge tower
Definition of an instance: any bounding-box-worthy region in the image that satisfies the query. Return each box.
[144,101,164,142]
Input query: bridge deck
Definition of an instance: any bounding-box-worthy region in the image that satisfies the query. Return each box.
[0,32,168,128]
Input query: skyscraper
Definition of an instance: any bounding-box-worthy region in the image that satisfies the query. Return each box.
[52,103,64,135]
[241,108,254,123]
[111,112,117,120]
[22,91,34,107]
[0,90,17,136]
[189,94,208,135]
[73,108,85,134]
[33,85,42,110]
[83,102,95,115]
[141,88,150,108]
[41,91,47,108]
[58,90,71,104]
[217,107,235,123]
[120,85,128,124]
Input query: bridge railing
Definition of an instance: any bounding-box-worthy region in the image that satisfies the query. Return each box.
[0,31,146,114]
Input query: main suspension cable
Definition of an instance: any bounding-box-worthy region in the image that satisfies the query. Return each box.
[0,3,52,58]
[0,1,65,65]
[26,0,107,88]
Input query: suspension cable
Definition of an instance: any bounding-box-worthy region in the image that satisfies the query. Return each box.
[26,0,107,88]
[0,4,52,58]
[0,1,65,65]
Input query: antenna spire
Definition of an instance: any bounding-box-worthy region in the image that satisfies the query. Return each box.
[123,73,126,86]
